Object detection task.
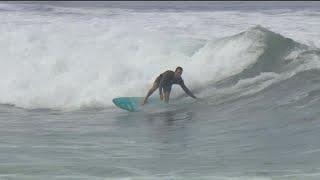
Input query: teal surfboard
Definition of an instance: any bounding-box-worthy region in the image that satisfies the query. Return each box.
[112,97,142,112]
[112,97,162,112]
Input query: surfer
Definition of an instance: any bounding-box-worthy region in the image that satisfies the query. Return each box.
[142,66,197,105]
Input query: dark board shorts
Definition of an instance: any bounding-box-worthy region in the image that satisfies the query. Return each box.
[154,75,172,92]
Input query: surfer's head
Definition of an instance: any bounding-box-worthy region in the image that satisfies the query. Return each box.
[174,66,183,78]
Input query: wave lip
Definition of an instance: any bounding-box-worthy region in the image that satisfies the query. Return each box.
[211,25,320,88]
[193,26,320,110]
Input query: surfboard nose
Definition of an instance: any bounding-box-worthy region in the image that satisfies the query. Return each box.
[112,97,138,112]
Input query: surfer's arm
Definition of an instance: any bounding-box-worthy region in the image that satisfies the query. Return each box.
[180,81,197,99]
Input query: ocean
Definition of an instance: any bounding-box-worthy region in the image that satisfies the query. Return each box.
[0,1,320,179]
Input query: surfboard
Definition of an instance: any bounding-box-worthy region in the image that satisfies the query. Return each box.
[112,97,162,112]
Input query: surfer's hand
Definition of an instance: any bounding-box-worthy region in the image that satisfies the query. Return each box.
[196,97,204,101]
[141,99,147,105]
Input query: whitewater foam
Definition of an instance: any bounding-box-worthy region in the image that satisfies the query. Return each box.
[0,3,319,110]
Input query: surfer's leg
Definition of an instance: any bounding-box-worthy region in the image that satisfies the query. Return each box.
[163,89,171,103]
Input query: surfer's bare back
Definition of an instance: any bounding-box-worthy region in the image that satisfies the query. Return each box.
[142,66,197,105]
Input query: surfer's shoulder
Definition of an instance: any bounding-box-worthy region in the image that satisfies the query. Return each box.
[162,70,174,76]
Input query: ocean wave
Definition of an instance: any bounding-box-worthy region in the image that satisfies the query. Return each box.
[0,6,319,110]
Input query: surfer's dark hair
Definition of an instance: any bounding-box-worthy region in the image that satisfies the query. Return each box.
[175,66,183,71]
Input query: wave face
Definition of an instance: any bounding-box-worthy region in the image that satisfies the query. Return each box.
[0,3,319,110]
